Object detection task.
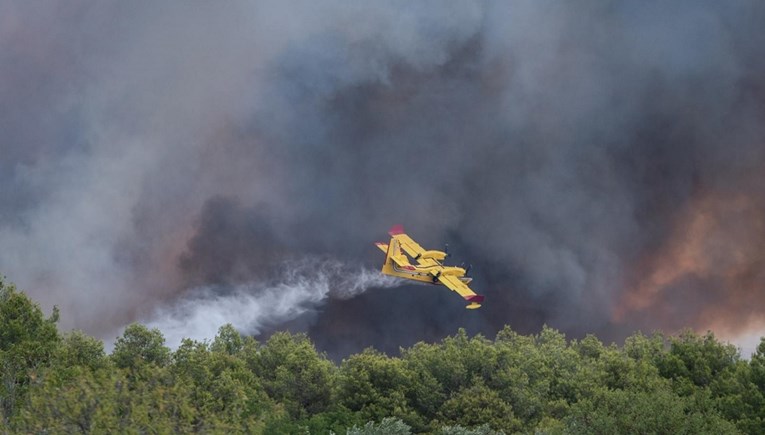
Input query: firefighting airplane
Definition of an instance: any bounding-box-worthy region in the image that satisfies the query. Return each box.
[375,225,485,309]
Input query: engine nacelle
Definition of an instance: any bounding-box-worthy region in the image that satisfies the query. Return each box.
[439,267,466,277]
[417,250,447,261]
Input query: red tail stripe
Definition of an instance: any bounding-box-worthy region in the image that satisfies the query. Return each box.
[388,224,405,235]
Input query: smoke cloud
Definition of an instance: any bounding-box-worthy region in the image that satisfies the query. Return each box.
[1,1,765,357]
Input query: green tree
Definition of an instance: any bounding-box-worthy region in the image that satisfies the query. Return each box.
[110,365,197,433]
[111,323,170,370]
[15,368,123,433]
[3,281,763,433]
[657,330,739,389]
[249,332,334,418]
[437,381,520,433]
[752,338,765,390]
[534,326,581,405]
[346,417,412,435]
[712,341,765,433]
[573,334,604,360]
[171,333,270,432]
[210,323,244,356]
[492,326,549,428]
[623,331,666,363]
[403,329,497,394]
[57,330,109,372]
[566,384,738,434]
[492,325,582,429]
[402,328,499,428]
[337,349,417,427]
[0,278,60,422]
[440,424,505,435]
[299,407,362,435]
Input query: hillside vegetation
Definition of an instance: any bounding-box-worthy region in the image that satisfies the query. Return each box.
[1,277,764,434]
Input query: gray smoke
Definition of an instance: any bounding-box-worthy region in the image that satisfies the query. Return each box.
[2,1,765,357]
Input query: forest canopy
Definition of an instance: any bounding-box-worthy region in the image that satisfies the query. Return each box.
[1,277,764,434]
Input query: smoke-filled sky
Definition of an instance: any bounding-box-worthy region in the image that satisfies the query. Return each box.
[2,1,765,358]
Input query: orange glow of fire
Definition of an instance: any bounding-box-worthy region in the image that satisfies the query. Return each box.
[612,191,765,337]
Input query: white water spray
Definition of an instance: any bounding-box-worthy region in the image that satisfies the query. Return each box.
[142,258,400,348]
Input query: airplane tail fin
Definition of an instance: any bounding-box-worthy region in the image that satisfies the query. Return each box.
[385,237,402,264]
[379,236,416,275]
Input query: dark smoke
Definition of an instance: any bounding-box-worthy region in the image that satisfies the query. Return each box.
[2,1,765,358]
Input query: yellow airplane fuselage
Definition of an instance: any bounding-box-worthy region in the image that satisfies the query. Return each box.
[375,244,474,287]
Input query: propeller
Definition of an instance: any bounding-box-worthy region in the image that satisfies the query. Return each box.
[444,243,449,258]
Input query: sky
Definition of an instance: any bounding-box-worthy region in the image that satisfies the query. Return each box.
[2,1,765,359]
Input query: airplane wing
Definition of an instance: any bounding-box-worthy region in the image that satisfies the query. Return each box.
[437,274,485,309]
[388,225,441,268]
